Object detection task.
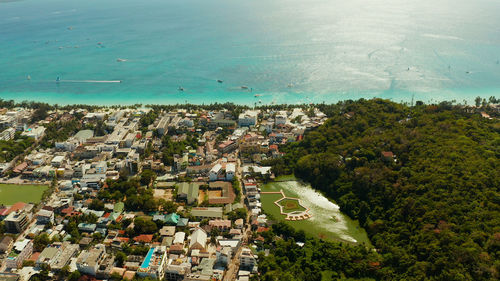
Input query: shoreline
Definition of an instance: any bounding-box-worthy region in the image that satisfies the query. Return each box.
[1,87,498,107]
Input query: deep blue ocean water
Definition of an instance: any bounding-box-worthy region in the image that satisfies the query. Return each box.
[1,0,499,105]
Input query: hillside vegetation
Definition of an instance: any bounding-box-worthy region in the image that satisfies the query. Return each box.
[262,99,500,280]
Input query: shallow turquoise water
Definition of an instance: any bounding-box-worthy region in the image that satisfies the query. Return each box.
[1,0,499,105]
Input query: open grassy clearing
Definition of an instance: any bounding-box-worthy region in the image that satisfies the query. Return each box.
[0,184,48,205]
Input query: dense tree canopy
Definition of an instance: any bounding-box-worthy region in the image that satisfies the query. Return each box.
[0,135,33,162]
[265,99,500,280]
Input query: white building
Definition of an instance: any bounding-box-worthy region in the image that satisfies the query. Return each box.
[21,126,46,140]
[76,244,107,276]
[173,232,186,245]
[0,128,16,141]
[179,118,194,127]
[226,163,235,181]
[209,164,222,181]
[238,110,259,127]
[36,209,54,225]
[5,239,33,269]
[239,247,257,271]
[51,155,65,167]
[95,161,107,174]
[275,111,287,125]
[189,228,207,253]
[55,139,79,151]
[156,116,171,136]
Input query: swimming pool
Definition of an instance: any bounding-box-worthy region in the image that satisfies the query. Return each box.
[140,247,155,269]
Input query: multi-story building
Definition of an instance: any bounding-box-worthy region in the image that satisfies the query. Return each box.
[0,128,16,141]
[36,209,54,225]
[209,164,223,181]
[218,140,238,155]
[137,246,168,280]
[21,126,46,140]
[156,115,171,136]
[37,242,80,271]
[0,236,14,254]
[76,244,107,276]
[238,110,259,127]
[226,163,235,181]
[5,239,33,269]
[239,248,257,271]
[275,111,287,125]
[164,257,191,281]
[4,211,29,233]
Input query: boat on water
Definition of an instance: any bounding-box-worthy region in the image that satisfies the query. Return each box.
[241,86,248,90]
[116,58,127,62]
[465,71,471,74]
[254,94,261,97]
[178,86,184,91]
[217,79,223,83]
[27,75,31,80]
[287,83,293,88]
[56,76,60,82]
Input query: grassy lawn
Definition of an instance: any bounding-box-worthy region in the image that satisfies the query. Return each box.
[277,198,306,213]
[260,177,371,245]
[0,184,48,205]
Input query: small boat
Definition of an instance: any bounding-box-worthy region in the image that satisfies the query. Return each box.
[407,67,410,71]
[217,79,223,83]
[287,83,293,88]
[116,58,127,62]
[254,94,261,97]
[465,71,471,74]
[67,26,73,30]
[178,86,184,91]
[97,42,102,45]
[56,76,61,82]
[497,60,499,65]
[27,75,31,80]
[241,86,248,90]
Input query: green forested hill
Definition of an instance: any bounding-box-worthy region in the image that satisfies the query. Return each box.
[261,99,500,280]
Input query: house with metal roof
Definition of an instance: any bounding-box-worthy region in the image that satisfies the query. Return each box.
[191,207,223,219]
[189,228,207,253]
[177,182,200,205]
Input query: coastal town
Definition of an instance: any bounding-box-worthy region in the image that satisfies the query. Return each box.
[0,104,327,281]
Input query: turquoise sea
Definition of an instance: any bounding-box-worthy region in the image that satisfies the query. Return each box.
[1,0,499,105]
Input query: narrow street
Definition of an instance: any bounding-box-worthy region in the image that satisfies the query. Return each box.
[224,152,248,281]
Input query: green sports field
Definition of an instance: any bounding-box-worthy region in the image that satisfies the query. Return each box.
[0,184,48,205]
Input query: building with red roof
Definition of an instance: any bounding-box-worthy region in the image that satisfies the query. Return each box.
[4,202,27,216]
[133,234,153,243]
